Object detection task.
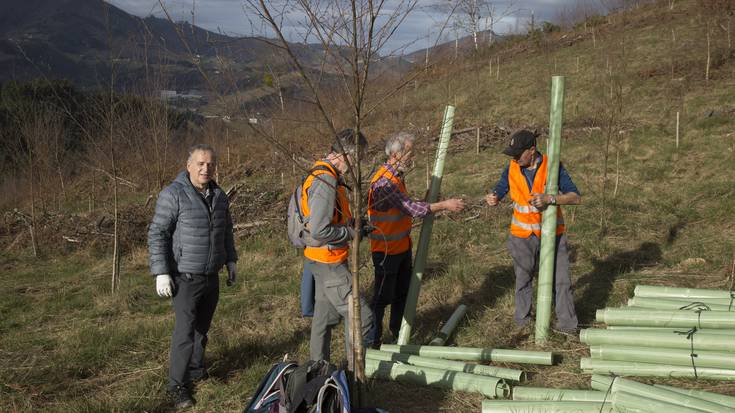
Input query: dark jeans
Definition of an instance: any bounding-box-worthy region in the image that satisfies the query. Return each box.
[301,259,315,317]
[370,250,412,345]
[507,233,578,331]
[168,273,219,391]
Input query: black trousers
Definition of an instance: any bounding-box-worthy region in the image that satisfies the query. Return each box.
[168,273,219,391]
[370,250,412,344]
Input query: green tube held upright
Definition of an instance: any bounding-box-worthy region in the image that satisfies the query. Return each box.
[535,76,565,344]
[397,105,455,346]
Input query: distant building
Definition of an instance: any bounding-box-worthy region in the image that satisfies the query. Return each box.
[160,90,177,100]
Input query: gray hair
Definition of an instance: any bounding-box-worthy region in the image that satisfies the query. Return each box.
[384,131,416,157]
[187,143,217,162]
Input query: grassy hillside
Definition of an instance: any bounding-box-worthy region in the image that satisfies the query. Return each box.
[2,0,734,411]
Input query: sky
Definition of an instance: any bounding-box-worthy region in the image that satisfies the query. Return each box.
[107,0,606,54]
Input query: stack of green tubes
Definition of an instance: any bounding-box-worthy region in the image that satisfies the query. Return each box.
[580,284,735,383]
[590,375,734,412]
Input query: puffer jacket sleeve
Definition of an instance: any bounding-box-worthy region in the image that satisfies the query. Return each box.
[148,185,180,276]
[224,200,237,263]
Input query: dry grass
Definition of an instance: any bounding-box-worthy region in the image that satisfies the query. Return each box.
[2,0,735,411]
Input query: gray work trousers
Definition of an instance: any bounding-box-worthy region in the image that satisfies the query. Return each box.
[308,259,374,362]
[168,272,219,391]
[507,233,578,331]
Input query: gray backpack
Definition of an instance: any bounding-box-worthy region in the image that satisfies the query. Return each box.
[287,165,336,248]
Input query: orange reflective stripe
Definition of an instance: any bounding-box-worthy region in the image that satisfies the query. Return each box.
[508,155,565,238]
[302,160,351,263]
[367,165,413,255]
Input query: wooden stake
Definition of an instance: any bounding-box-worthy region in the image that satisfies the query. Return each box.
[706,27,711,83]
[592,29,596,49]
[676,111,680,149]
[576,56,580,73]
[476,127,480,154]
[613,145,620,198]
[496,57,500,79]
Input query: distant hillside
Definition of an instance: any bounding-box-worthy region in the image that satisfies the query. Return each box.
[0,0,328,92]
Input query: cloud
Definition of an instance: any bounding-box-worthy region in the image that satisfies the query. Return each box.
[107,0,604,52]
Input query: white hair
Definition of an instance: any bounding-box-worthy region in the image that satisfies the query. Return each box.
[384,131,416,157]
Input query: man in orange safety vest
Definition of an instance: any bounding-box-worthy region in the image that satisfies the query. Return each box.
[367,131,465,347]
[485,129,581,334]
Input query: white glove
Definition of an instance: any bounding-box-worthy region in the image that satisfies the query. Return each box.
[156,274,174,297]
[226,262,237,286]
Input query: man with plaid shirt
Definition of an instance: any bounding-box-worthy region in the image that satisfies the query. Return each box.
[366,131,465,348]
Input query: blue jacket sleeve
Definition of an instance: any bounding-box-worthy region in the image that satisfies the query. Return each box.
[558,163,580,195]
[492,165,510,201]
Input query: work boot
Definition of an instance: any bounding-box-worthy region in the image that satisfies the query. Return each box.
[169,385,195,410]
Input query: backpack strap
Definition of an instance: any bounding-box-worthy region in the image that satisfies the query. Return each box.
[297,164,343,227]
[286,360,336,413]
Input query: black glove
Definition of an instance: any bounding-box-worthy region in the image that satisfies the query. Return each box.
[360,222,376,238]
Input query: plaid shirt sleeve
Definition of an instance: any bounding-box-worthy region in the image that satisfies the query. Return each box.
[371,178,431,218]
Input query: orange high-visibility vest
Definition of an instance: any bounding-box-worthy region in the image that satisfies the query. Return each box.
[508,154,565,238]
[301,161,352,264]
[367,165,413,255]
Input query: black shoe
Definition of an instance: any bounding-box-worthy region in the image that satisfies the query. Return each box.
[169,385,195,410]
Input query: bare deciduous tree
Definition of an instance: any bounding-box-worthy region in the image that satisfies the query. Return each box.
[245,0,417,386]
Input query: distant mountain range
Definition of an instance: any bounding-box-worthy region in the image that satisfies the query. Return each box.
[0,0,335,92]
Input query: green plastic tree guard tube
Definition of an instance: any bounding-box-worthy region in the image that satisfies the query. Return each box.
[380,344,554,365]
[606,326,735,335]
[611,391,710,413]
[627,297,733,312]
[365,359,510,399]
[580,328,735,351]
[654,384,735,408]
[365,349,524,381]
[635,285,734,300]
[512,387,608,402]
[481,400,614,413]
[581,358,735,380]
[429,304,467,346]
[535,75,565,344]
[591,375,732,413]
[602,326,735,337]
[397,105,455,346]
[596,308,735,328]
[590,344,735,370]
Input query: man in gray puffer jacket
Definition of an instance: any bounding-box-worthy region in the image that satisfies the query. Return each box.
[148,144,237,409]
